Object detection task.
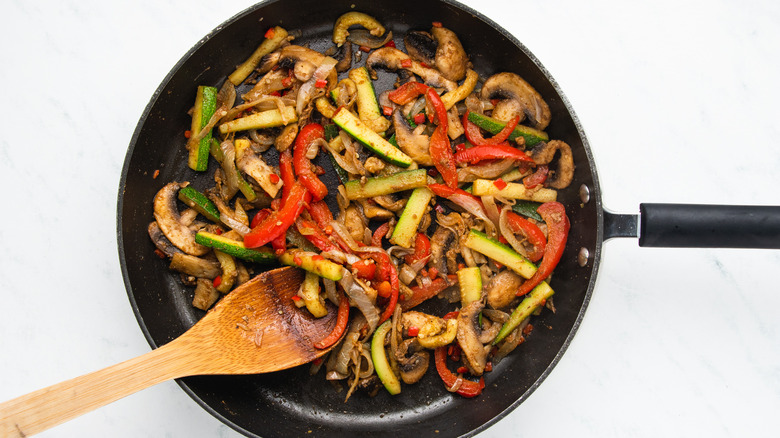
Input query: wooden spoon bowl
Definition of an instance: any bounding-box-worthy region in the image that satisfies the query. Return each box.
[0,267,336,437]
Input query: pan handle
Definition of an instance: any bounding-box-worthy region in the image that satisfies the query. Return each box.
[604,204,780,248]
[639,203,780,248]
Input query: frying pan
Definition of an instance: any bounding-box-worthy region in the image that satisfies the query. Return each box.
[113,0,780,437]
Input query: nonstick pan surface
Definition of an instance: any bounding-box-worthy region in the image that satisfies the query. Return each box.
[118,0,599,436]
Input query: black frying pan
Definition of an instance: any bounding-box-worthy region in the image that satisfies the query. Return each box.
[117,0,780,437]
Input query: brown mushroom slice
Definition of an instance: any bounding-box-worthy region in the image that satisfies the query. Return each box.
[431,26,469,82]
[333,41,353,72]
[168,253,221,279]
[192,278,220,311]
[457,299,490,376]
[147,221,183,258]
[392,110,433,166]
[366,47,457,91]
[429,226,457,279]
[530,140,575,189]
[153,182,209,256]
[401,311,458,349]
[486,269,525,309]
[404,30,437,65]
[481,72,551,130]
[394,338,430,384]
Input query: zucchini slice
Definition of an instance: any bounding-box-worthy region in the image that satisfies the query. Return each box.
[390,187,433,248]
[278,250,345,281]
[195,231,276,264]
[467,111,548,147]
[371,320,402,395]
[457,266,483,306]
[493,282,554,344]
[471,179,557,203]
[189,85,218,171]
[343,169,428,200]
[332,108,413,168]
[463,229,537,279]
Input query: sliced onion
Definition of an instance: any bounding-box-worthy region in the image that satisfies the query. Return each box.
[339,271,380,333]
[218,140,240,199]
[481,195,501,230]
[208,193,252,235]
[457,159,515,182]
[323,278,339,306]
[446,375,464,393]
[296,56,338,115]
[346,28,393,49]
[498,206,532,260]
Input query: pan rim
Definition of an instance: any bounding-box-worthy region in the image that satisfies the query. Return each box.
[116,0,605,436]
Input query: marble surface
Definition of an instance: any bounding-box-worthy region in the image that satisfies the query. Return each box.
[2,0,779,436]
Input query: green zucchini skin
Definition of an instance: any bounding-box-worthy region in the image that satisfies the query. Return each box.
[194,231,276,264]
[467,111,548,147]
[178,186,220,223]
[332,108,413,168]
[343,169,428,200]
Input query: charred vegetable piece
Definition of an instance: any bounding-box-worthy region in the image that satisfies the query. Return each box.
[194,231,276,263]
[466,111,548,147]
[343,169,427,200]
[189,86,218,171]
[371,320,402,395]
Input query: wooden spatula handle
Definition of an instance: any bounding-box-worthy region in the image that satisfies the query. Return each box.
[0,340,195,437]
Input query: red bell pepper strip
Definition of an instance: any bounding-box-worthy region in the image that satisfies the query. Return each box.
[517,202,570,296]
[372,222,391,247]
[271,232,287,255]
[250,208,271,229]
[523,164,549,189]
[295,217,337,252]
[279,149,295,199]
[462,110,519,147]
[434,346,485,398]
[244,182,308,248]
[454,143,535,165]
[425,89,457,188]
[351,259,376,280]
[367,252,399,324]
[400,277,450,310]
[313,289,350,350]
[404,233,431,265]
[387,81,431,105]
[293,123,328,201]
[307,200,334,230]
[504,211,546,262]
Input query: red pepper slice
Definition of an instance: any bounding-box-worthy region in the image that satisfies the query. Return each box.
[306,200,334,230]
[454,143,535,165]
[517,202,570,296]
[279,149,295,200]
[293,123,328,201]
[372,222,390,247]
[504,211,546,262]
[404,233,431,265]
[313,290,350,350]
[387,81,430,105]
[493,178,508,190]
[271,232,287,255]
[264,27,275,39]
[425,89,457,188]
[244,183,308,248]
[367,252,399,324]
[523,164,549,189]
[462,111,519,147]
[351,259,376,280]
[250,208,272,229]
[434,346,485,398]
[401,277,450,310]
[295,218,337,252]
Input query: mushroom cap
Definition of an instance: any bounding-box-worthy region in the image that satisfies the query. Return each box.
[481,72,551,130]
[153,182,209,256]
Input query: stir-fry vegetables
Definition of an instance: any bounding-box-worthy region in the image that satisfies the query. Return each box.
[147,11,574,401]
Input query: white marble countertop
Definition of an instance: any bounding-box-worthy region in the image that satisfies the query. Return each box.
[2,0,779,436]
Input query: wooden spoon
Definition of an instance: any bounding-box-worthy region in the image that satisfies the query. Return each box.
[0,266,337,437]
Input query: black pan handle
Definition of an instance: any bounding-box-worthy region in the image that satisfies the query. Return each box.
[604,204,780,248]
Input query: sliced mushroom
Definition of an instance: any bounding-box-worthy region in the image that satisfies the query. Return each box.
[334,41,353,72]
[394,338,430,384]
[429,226,457,280]
[481,72,551,130]
[154,182,209,256]
[404,30,437,65]
[332,11,386,47]
[374,194,406,212]
[486,269,525,309]
[192,278,220,311]
[392,109,433,166]
[346,29,393,49]
[147,221,183,258]
[366,47,457,91]
[529,140,575,189]
[456,299,490,376]
[274,123,298,152]
[343,205,367,244]
[431,26,469,82]
[168,252,221,279]
[242,68,288,102]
